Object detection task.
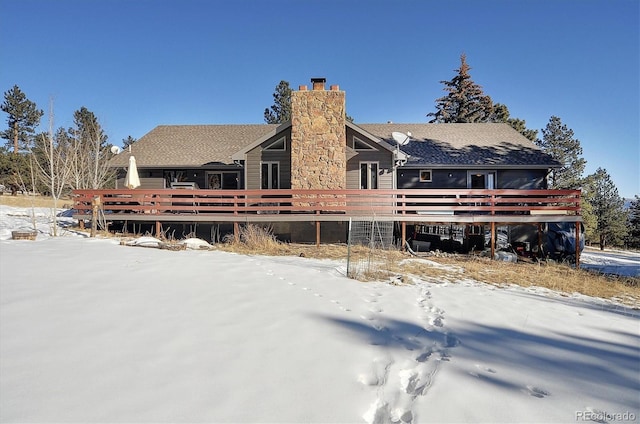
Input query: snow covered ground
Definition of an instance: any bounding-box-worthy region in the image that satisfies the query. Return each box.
[581,248,640,278]
[1,206,639,423]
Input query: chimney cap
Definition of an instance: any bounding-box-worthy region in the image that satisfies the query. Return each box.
[310,77,326,84]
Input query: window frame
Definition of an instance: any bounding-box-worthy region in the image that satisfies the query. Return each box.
[352,136,375,151]
[359,161,379,189]
[264,136,286,151]
[419,169,433,183]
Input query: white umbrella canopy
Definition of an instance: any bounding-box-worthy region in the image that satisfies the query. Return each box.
[124,156,141,189]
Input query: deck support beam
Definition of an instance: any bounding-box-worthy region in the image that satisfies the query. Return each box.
[537,223,543,257]
[575,221,581,269]
[490,221,496,260]
[401,222,406,252]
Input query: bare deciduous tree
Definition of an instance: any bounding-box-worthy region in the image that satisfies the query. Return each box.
[30,100,72,236]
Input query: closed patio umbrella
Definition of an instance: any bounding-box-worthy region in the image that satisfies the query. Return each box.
[124,156,140,189]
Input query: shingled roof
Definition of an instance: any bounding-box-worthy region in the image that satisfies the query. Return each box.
[111,122,559,169]
[358,123,561,168]
[110,124,278,168]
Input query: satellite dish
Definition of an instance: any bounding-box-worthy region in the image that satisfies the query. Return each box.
[392,131,410,146]
[110,146,122,154]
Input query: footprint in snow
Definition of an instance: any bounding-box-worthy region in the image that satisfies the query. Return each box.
[444,333,460,348]
[358,356,392,387]
[391,408,413,424]
[524,385,550,398]
[474,364,497,373]
[429,316,444,327]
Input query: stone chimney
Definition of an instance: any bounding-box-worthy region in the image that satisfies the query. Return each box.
[290,78,346,191]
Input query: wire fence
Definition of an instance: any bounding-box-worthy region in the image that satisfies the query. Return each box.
[346,218,397,279]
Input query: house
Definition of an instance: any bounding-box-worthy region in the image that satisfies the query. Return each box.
[111,78,559,193]
[104,78,575,253]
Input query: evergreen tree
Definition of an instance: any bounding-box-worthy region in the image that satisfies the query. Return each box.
[490,103,538,141]
[0,147,32,194]
[122,135,137,149]
[67,107,114,189]
[264,81,292,124]
[626,196,640,249]
[264,80,354,123]
[536,116,586,190]
[586,168,628,250]
[72,106,108,148]
[579,192,598,246]
[1,85,43,153]
[428,54,494,123]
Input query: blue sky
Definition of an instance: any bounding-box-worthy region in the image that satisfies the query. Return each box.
[1,0,638,198]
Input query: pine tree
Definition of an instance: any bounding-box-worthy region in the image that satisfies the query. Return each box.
[626,196,640,249]
[67,107,113,189]
[0,85,44,154]
[264,81,292,124]
[490,103,537,141]
[72,106,108,148]
[536,116,586,190]
[428,54,494,123]
[586,168,628,250]
[122,135,137,149]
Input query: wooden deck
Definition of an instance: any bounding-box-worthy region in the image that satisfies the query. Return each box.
[73,188,581,223]
[73,188,582,263]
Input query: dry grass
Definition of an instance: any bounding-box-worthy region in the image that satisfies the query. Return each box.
[0,194,72,209]
[434,256,639,306]
[219,225,639,308]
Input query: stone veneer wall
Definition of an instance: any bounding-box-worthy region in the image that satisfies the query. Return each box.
[290,85,346,191]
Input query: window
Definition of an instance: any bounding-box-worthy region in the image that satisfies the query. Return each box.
[360,162,378,189]
[419,170,432,182]
[261,162,280,189]
[265,136,286,151]
[207,172,239,189]
[352,136,375,151]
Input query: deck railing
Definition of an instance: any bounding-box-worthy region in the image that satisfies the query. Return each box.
[72,188,581,219]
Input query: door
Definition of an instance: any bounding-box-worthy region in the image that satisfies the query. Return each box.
[468,171,495,209]
[261,162,280,189]
[468,171,495,189]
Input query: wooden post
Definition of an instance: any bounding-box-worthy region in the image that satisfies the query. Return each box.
[401,221,406,252]
[91,195,100,238]
[234,222,239,243]
[537,223,542,257]
[490,221,496,260]
[575,221,581,269]
[156,221,161,237]
[316,211,320,247]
